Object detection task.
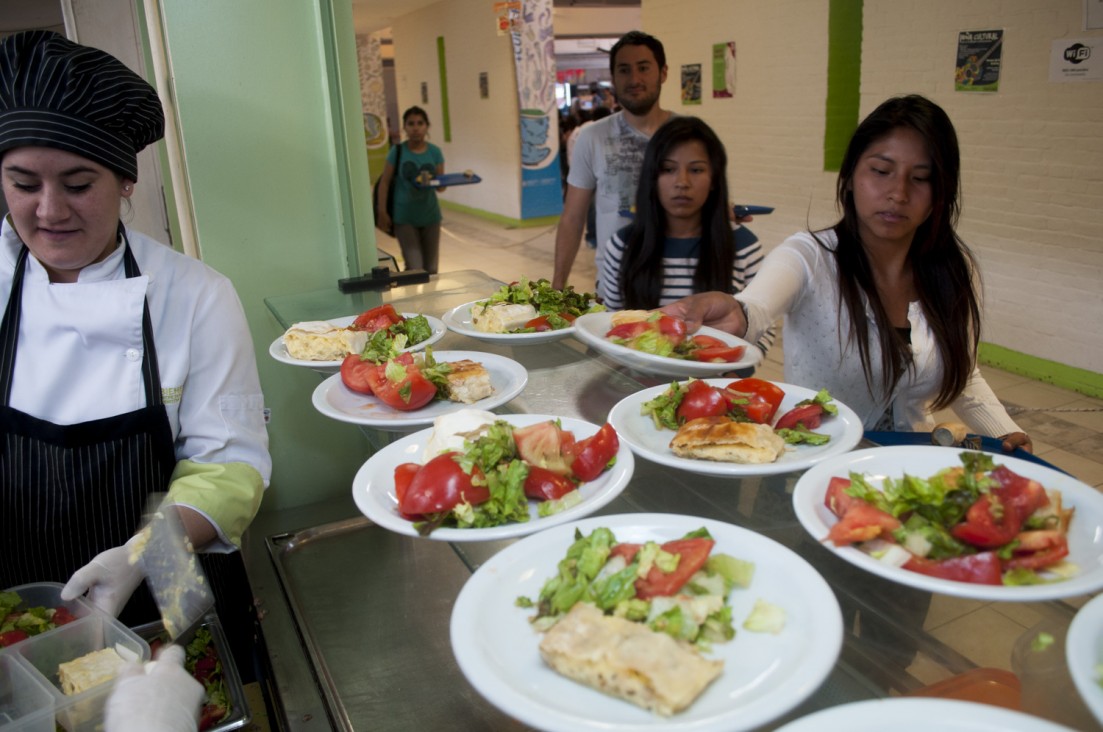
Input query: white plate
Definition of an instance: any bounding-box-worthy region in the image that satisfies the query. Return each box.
[442,300,577,345]
[774,698,1076,731]
[450,513,842,732]
[792,446,1103,602]
[572,311,762,377]
[1067,592,1103,725]
[311,350,527,430]
[269,313,446,371]
[608,380,864,477]
[351,414,634,541]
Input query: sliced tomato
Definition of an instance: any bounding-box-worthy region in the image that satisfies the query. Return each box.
[365,355,437,411]
[513,421,577,476]
[340,353,378,395]
[636,538,715,598]
[0,630,28,647]
[398,453,489,515]
[727,378,785,423]
[606,320,652,340]
[352,304,403,332]
[393,463,421,506]
[951,494,1023,548]
[570,423,619,481]
[826,502,901,546]
[51,607,76,626]
[523,466,577,501]
[692,345,746,363]
[774,403,824,430]
[676,380,731,423]
[656,315,687,346]
[824,477,861,518]
[990,466,1049,517]
[903,552,1003,585]
[559,312,578,323]
[523,315,553,332]
[1001,530,1069,570]
[689,334,726,349]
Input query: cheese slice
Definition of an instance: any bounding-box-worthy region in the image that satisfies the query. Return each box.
[470,302,537,333]
[539,603,722,716]
[282,321,368,361]
[58,647,127,696]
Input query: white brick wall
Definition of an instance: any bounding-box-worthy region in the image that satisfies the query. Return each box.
[646,0,1103,374]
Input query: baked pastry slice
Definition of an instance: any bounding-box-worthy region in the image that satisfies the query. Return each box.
[283,321,368,361]
[443,360,493,403]
[670,416,785,464]
[470,302,537,332]
[539,602,722,716]
[58,647,127,696]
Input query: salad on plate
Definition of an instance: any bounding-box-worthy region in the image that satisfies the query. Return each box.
[468,276,604,334]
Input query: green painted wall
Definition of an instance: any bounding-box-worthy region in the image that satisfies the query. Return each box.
[154,0,379,512]
[824,0,862,172]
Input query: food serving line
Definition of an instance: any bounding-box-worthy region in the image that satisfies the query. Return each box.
[253,269,1098,731]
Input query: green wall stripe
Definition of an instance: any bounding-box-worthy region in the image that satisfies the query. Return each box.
[824,0,862,172]
[438,36,451,142]
[980,343,1103,399]
[440,199,558,229]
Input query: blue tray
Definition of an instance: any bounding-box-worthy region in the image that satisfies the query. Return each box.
[415,172,482,188]
[863,431,1066,474]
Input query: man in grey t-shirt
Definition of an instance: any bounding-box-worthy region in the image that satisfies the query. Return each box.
[552,31,673,290]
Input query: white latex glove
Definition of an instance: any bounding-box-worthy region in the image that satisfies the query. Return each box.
[60,536,144,617]
[105,645,203,732]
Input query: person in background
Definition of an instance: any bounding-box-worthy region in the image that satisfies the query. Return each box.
[0,28,270,662]
[599,116,773,356]
[105,645,203,732]
[566,105,612,250]
[552,30,673,289]
[375,106,446,274]
[661,95,1031,452]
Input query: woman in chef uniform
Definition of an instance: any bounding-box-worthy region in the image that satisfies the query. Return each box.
[0,28,270,647]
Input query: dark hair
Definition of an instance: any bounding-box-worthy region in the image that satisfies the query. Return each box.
[829,94,979,410]
[402,106,430,126]
[609,31,666,76]
[618,117,733,308]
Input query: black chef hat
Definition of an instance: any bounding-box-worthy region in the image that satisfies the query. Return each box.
[0,30,164,181]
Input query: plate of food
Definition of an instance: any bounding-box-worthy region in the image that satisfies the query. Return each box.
[352,411,633,541]
[572,311,761,378]
[773,698,1076,731]
[608,378,863,476]
[792,446,1100,601]
[450,512,842,731]
[441,277,604,345]
[270,304,445,370]
[1067,592,1103,725]
[312,350,527,429]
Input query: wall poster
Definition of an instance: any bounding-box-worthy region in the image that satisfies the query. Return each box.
[681,64,702,105]
[1050,37,1102,82]
[712,42,736,98]
[955,29,1003,92]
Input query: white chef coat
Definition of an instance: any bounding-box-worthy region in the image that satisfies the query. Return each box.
[0,218,272,485]
[738,229,1022,437]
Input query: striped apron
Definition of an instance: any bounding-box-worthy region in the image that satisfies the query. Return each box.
[0,237,170,626]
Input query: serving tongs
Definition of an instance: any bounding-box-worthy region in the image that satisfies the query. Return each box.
[131,494,215,641]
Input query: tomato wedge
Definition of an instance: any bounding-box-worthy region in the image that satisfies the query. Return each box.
[676,380,731,423]
[826,502,901,545]
[513,421,577,476]
[727,378,785,423]
[570,423,619,481]
[365,354,437,411]
[524,315,553,332]
[692,345,746,363]
[774,403,824,430]
[824,477,861,518]
[656,315,687,346]
[0,630,28,647]
[398,453,489,515]
[951,494,1023,548]
[340,353,378,395]
[606,321,651,340]
[1001,530,1069,570]
[903,552,1003,585]
[352,304,403,332]
[523,466,577,501]
[609,538,715,598]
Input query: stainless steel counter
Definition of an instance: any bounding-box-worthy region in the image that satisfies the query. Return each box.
[251,271,1097,731]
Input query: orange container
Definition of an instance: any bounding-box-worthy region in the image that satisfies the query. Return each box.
[907,667,1022,710]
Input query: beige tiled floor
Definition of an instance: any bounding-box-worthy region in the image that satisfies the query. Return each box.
[383,209,1103,715]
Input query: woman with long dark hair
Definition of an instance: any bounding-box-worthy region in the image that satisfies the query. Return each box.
[599,116,772,353]
[662,96,1030,450]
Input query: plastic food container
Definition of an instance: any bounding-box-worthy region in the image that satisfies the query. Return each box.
[0,654,55,732]
[0,583,95,653]
[133,614,250,732]
[9,613,149,732]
